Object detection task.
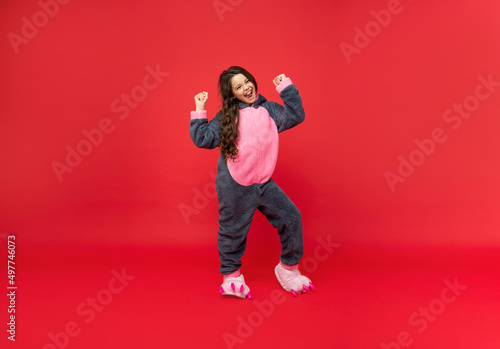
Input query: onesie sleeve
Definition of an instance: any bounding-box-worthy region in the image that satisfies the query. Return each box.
[189,110,222,149]
[265,77,305,133]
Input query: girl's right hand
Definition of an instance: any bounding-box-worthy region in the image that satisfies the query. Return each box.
[194,91,208,111]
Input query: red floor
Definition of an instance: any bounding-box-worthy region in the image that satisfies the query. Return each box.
[5,242,500,349]
[2,1,500,348]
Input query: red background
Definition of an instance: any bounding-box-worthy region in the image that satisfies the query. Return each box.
[1,0,499,348]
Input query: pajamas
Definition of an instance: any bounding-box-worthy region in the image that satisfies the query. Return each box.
[190,78,305,275]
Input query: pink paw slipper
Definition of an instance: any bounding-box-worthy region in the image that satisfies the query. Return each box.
[219,273,252,300]
[275,262,315,296]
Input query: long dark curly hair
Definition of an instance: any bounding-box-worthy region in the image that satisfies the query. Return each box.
[218,66,258,161]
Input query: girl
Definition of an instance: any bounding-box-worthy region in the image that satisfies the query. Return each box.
[190,66,314,299]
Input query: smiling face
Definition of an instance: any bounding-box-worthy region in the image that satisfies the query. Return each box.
[231,73,257,106]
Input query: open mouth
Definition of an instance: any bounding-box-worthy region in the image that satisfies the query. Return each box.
[244,89,254,100]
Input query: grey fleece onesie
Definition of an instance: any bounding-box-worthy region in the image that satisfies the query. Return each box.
[190,77,305,275]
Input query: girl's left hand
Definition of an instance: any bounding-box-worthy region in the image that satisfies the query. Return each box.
[273,74,286,86]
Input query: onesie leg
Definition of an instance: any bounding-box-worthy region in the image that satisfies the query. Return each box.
[216,170,259,274]
[257,179,304,266]
[275,262,315,296]
[218,210,255,275]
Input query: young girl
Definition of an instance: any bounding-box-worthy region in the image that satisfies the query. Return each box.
[190,66,314,299]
